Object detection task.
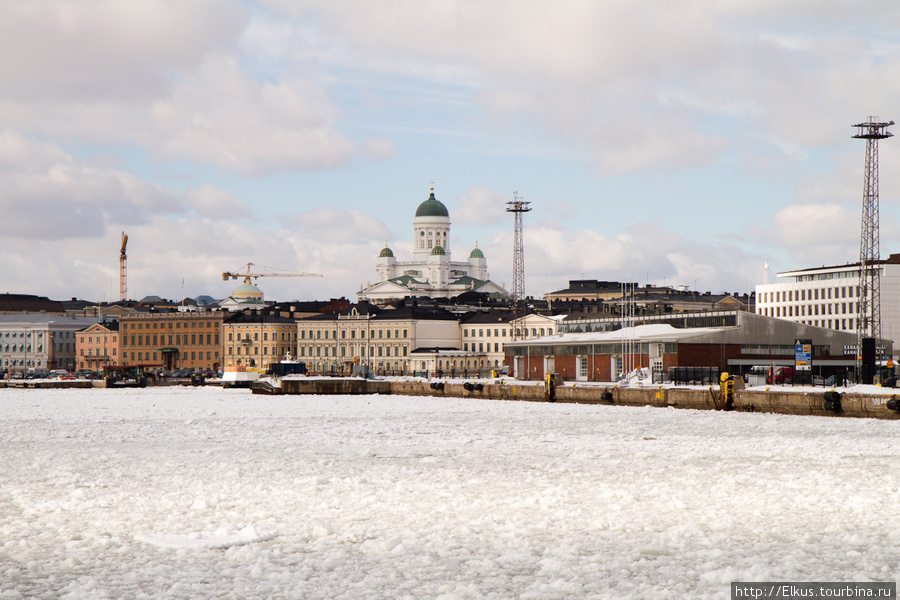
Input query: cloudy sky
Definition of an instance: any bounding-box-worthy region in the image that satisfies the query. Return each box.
[2,1,898,304]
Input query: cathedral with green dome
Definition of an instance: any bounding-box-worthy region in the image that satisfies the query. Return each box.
[358,184,508,303]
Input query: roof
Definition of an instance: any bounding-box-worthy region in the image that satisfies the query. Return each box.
[379,246,394,258]
[389,275,425,286]
[415,191,449,218]
[508,323,728,346]
[0,294,67,314]
[469,247,484,258]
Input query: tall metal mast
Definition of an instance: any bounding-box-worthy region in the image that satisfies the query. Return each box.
[507,192,531,340]
[852,117,893,370]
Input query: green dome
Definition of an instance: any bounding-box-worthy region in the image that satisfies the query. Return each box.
[469,247,484,258]
[415,192,449,218]
[431,245,446,255]
[379,246,394,258]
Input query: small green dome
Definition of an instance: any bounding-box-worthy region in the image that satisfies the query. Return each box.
[415,191,449,218]
[469,247,484,258]
[379,246,394,258]
[431,245,446,255]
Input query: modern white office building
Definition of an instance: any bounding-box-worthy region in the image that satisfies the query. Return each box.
[755,254,900,351]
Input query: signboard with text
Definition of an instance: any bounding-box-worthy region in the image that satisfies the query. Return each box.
[794,339,812,371]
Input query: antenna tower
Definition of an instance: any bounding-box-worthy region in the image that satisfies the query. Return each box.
[852,117,893,372]
[506,192,531,340]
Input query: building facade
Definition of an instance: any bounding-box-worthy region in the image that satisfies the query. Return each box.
[297,304,488,375]
[755,254,900,349]
[120,311,223,372]
[76,322,120,372]
[460,312,513,371]
[222,311,298,371]
[0,314,98,374]
[505,311,881,383]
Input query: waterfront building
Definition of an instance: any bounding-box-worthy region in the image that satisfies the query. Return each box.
[297,303,489,376]
[460,311,513,372]
[506,310,888,383]
[0,313,98,374]
[222,310,298,372]
[76,321,120,372]
[119,310,223,372]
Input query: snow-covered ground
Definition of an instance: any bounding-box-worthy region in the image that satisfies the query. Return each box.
[1,387,897,600]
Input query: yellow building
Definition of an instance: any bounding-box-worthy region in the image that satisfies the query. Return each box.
[120,310,223,372]
[222,310,298,371]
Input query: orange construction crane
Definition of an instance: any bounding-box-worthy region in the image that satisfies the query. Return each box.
[119,232,128,301]
[222,262,323,285]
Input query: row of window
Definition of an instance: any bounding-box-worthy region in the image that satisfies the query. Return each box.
[463,328,509,338]
[464,342,502,352]
[122,351,219,361]
[122,320,217,330]
[79,348,117,356]
[226,331,295,342]
[2,344,40,352]
[124,333,220,347]
[759,286,857,303]
[227,346,293,356]
[796,270,867,282]
[298,328,409,340]
[761,303,856,318]
[296,345,410,358]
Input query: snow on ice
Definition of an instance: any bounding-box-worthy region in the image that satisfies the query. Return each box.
[0,386,897,599]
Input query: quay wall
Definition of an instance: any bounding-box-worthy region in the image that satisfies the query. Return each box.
[275,379,900,420]
[3,378,897,420]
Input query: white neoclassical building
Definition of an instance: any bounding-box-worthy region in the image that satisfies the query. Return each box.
[358,185,508,304]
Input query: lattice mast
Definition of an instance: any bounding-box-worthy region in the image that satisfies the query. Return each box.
[853,118,893,359]
[507,192,531,340]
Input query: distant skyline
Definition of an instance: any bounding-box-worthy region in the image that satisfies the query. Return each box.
[2,1,898,303]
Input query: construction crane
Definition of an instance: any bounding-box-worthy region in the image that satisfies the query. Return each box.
[119,232,128,301]
[222,262,323,285]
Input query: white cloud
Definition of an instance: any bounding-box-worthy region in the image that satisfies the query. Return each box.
[0,134,183,241]
[0,3,359,175]
[0,0,246,102]
[772,203,860,266]
[150,55,356,175]
[184,185,249,220]
[454,186,509,226]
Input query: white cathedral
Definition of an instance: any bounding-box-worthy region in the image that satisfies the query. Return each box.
[357,185,509,304]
